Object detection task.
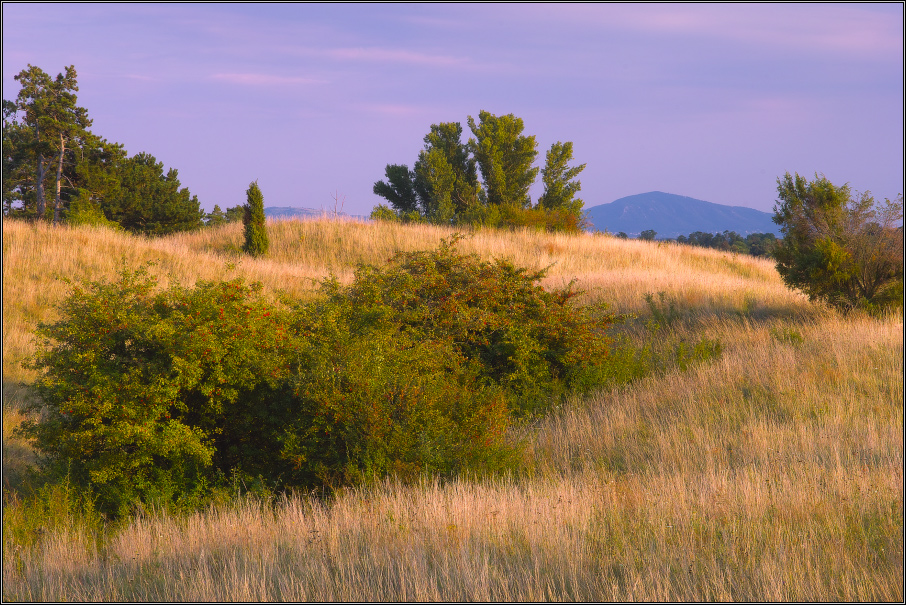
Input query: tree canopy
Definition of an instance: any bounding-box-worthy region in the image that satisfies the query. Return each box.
[372,111,586,232]
[772,172,903,313]
[3,64,203,235]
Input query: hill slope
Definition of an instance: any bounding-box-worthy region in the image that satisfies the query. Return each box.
[585,191,780,238]
[2,218,902,601]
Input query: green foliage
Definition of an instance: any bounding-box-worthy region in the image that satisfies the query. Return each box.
[6,65,92,223]
[19,266,291,516]
[415,122,483,219]
[242,181,269,257]
[772,172,903,313]
[372,112,585,233]
[279,302,515,487]
[675,231,778,257]
[537,141,586,218]
[468,111,538,210]
[369,204,399,222]
[2,478,107,553]
[322,235,616,418]
[770,326,804,346]
[205,205,227,227]
[65,190,121,230]
[672,338,723,372]
[373,164,419,215]
[644,291,682,328]
[224,205,244,223]
[104,152,204,235]
[3,64,203,235]
[19,238,626,515]
[638,229,657,241]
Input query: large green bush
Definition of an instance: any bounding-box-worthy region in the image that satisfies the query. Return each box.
[20,268,293,515]
[19,237,617,516]
[327,235,614,416]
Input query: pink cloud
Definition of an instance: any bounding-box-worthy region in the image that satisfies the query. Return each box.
[352,103,432,117]
[209,73,325,86]
[323,46,470,68]
[515,4,901,58]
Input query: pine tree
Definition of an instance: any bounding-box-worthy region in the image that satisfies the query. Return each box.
[242,181,269,256]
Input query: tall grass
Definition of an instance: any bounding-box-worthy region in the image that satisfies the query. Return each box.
[2,217,901,601]
[2,218,812,381]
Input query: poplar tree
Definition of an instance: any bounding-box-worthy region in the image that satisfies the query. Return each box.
[467,111,538,210]
[537,141,586,216]
[373,164,418,214]
[242,181,269,256]
[414,122,482,218]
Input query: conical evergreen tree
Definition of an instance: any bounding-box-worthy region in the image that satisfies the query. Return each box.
[242,180,269,256]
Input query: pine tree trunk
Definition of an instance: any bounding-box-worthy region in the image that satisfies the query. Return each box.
[35,154,48,220]
[52,134,66,225]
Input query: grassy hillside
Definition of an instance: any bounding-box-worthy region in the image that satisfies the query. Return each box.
[2,217,902,601]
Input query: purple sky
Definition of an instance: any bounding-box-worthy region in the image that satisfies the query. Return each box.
[3,3,903,216]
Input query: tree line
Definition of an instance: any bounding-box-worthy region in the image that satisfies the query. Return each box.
[371,111,587,232]
[610,229,778,257]
[2,64,244,234]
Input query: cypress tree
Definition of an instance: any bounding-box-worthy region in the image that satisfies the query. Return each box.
[242,180,269,256]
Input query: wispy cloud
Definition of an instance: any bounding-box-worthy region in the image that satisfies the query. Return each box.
[209,73,326,86]
[321,46,470,68]
[517,4,902,59]
[352,103,433,117]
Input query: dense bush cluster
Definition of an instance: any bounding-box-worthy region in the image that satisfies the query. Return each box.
[675,230,778,257]
[20,237,618,516]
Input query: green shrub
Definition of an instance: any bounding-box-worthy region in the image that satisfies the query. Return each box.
[278,303,514,487]
[19,266,292,516]
[20,238,736,517]
[242,181,269,256]
[327,235,616,417]
[369,204,399,222]
[644,291,682,328]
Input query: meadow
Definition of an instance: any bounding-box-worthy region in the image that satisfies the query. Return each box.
[2,217,902,601]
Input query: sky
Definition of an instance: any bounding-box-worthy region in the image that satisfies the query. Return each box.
[3,3,903,216]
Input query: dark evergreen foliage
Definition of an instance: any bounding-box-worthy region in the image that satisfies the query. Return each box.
[242,181,269,256]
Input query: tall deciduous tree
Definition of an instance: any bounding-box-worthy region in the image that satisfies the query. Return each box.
[772,172,903,312]
[373,164,419,214]
[414,122,482,218]
[242,181,269,256]
[467,111,538,210]
[537,141,586,216]
[11,65,91,224]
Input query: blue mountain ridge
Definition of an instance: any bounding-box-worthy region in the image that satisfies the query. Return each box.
[584,192,780,239]
[264,207,374,221]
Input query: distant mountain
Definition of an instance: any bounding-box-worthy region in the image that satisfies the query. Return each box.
[264,207,333,219]
[584,192,780,238]
[264,207,370,221]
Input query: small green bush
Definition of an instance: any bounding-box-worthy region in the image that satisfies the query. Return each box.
[242,181,269,256]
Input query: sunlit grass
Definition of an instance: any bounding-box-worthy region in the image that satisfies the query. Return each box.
[2,217,901,601]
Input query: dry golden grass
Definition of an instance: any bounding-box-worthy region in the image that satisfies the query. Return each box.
[3,217,812,381]
[2,217,902,601]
